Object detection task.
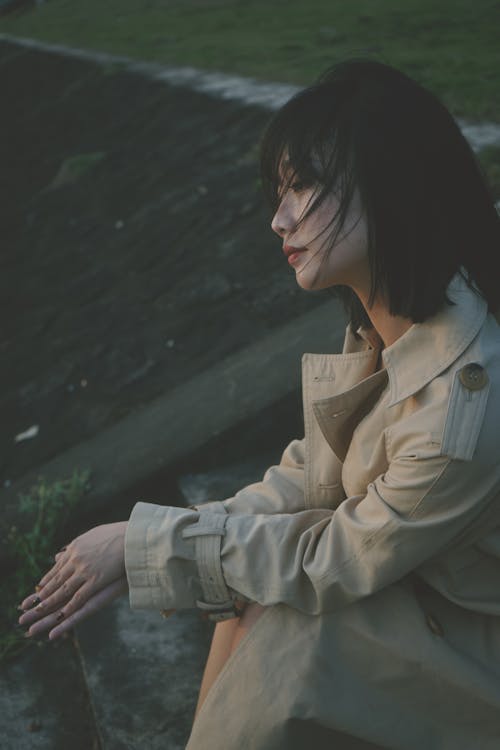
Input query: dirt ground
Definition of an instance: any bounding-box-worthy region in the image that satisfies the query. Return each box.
[0,39,330,487]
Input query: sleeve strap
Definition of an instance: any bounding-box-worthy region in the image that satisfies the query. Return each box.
[182,504,238,621]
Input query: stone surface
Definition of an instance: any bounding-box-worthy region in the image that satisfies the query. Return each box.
[2,449,291,750]
[0,36,322,490]
[178,454,278,506]
[0,634,98,750]
[1,36,348,560]
[75,598,213,750]
[72,453,285,749]
[1,298,345,562]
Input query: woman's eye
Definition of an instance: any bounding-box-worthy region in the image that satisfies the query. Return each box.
[291,181,305,193]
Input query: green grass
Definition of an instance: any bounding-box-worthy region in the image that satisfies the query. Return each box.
[46,152,106,190]
[1,0,499,121]
[1,470,90,663]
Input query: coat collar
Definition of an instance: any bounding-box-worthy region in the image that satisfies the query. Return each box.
[378,271,487,406]
[305,272,488,463]
[305,270,488,407]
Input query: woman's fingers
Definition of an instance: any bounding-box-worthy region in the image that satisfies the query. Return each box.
[37,547,70,588]
[48,577,129,640]
[18,550,70,613]
[25,579,93,637]
[35,559,76,602]
[18,522,128,633]
[19,591,44,612]
[18,571,82,626]
[22,577,128,640]
[18,558,67,614]
[24,605,70,638]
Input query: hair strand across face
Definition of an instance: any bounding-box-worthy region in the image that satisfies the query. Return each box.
[260,58,500,329]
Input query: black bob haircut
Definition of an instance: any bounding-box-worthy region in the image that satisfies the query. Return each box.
[260,59,500,331]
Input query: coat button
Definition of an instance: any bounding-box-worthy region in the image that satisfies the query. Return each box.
[425,612,444,637]
[458,363,488,391]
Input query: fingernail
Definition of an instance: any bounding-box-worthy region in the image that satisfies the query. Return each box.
[24,631,32,638]
[17,605,26,612]
[56,611,65,622]
[35,584,43,592]
[30,596,41,607]
[58,546,67,553]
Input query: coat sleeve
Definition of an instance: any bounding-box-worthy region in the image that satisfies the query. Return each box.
[124,432,500,614]
[185,437,306,516]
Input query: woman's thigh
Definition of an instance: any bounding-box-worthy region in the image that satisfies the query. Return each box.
[229,601,267,654]
[195,602,267,717]
[189,583,500,749]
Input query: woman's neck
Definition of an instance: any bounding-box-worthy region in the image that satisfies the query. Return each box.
[355,288,413,349]
[369,306,413,349]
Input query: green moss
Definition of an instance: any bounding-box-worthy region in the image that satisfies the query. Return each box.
[47,152,106,190]
[0,470,90,664]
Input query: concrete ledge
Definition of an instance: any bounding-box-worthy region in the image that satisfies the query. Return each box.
[0,32,299,110]
[1,299,346,557]
[1,33,500,150]
[0,634,98,750]
[76,599,212,750]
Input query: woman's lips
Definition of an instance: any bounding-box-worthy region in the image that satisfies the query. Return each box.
[284,245,307,266]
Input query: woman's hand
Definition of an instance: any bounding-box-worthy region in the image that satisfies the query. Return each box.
[18,521,129,641]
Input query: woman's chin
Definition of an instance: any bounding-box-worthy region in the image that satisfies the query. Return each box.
[294,271,337,293]
[295,275,317,292]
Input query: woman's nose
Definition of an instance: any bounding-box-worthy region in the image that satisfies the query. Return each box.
[271,200,294,238]
[271,211,285,238]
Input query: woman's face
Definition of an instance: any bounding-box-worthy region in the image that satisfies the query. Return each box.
[271,173,370,295]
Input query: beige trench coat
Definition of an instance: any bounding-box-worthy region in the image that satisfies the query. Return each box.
[125,271,500,749]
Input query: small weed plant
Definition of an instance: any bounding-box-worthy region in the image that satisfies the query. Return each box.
[0,469,90,663]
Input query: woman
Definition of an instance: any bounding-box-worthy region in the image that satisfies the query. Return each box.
[18,61,500,748]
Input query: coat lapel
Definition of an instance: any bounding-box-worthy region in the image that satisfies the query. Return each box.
[312,369,389,462]
[302,345,385,489]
